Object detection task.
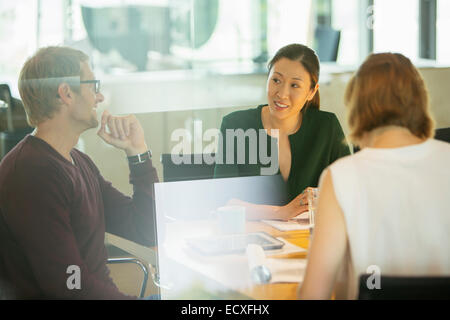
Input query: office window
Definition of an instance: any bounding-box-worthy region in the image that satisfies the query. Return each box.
[266,0,311,58]
[38,0,65,47]
[373,0,419,61]
[437,0,450,64]
[6,0,446,82]
[0,0,38,83]
[0,0,323,79]
[316,0,332,26]
[331,0,360,65]
[170,0,261,69]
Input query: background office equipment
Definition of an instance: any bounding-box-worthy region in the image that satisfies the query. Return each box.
[160,153,216,182]
[435,127,450,143]
[0,84,33,159]
[313,25,341,62]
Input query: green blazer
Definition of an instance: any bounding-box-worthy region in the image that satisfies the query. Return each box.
[214,105,351,202]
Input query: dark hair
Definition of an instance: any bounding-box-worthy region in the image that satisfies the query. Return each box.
[268,43,320,110]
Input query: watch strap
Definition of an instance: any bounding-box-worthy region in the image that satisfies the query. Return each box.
[127,150,152,165]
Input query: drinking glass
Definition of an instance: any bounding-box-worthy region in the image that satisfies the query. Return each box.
[307,188,318,231]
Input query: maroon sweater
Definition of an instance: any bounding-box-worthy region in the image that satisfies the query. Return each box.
[0,135,159,299]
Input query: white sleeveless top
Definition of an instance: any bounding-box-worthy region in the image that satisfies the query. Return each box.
[327,139,450,299]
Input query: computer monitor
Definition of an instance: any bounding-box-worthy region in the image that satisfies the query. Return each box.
[314,26,341,62]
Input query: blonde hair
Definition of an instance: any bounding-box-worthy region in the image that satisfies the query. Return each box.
[345,53,435,145]
[18,46,89,127]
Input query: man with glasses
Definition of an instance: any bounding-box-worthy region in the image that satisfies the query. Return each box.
[0,46,157,299]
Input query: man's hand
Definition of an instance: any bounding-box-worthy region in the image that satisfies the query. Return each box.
[97,110,148,156]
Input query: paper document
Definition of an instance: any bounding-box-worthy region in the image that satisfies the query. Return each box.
[262,219,311,231]
[265,258,307,283]
[293,211,309,220]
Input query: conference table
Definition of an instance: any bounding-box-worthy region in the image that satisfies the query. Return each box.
[241,221,310,300]
[106,220,311,300]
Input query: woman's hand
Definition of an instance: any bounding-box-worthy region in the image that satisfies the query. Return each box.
[97,110,148,156]
[224,187,311,221]
[277,189,310,220]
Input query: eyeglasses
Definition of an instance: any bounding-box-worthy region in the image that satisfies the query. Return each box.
[80,79,101,94]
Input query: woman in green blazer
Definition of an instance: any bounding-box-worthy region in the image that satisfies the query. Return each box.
[214,43,350,220]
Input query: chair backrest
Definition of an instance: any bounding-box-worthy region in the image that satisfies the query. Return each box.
[358,274,450,300]
[435,127,450,143]
[0,84,33,160]
[160,153,216,182]
[352,144,360,154]
[314,26,341,62]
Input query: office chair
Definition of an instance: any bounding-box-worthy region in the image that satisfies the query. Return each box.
[435,127,450,143]
[358,274,450,300]
[0,84,33,159]
[105,231,166,299]
[106,254,149,299]
[160,153,216,182]
[314,26,341,62]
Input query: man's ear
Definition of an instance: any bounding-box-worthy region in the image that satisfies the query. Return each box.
[57,83,73,105]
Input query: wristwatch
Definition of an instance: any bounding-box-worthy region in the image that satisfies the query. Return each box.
[127,150,152,165]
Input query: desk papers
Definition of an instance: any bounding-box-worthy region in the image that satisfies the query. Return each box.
[262,211,312,231]
[265,258,307,283]
[262,219,311,231]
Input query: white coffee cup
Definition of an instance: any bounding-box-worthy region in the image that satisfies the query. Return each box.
[213,206,246,235]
